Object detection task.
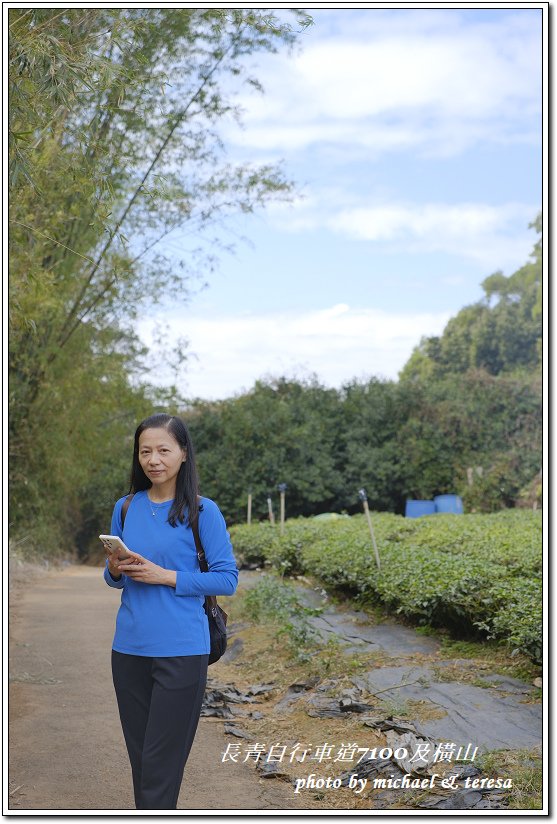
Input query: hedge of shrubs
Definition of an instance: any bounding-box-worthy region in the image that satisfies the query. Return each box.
[230,510,542,663]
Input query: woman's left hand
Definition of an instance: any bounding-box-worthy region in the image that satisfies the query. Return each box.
[117,552,176,588]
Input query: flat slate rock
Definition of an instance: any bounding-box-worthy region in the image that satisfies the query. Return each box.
[353,666,542,752]
[257,761,290,779]
[477,673,535,694]
[308,611,440,655]
[223,723,253,740]
[221,637,244,662]
[274,678,322,713]
[352,665,436,695]
[305,690,376,718]
[200,705,235,719]
[419,789,484,810]
[274,688,307,713]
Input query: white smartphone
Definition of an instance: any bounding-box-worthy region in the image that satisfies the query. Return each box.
[99,535,133,561]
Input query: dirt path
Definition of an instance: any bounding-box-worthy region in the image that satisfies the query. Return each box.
[8,566,303,813]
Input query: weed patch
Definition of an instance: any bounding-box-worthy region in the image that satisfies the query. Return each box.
[476,748,543,810]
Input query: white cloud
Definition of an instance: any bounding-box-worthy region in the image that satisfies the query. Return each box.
[262,196,538,272]
[137,304,452,400]
[328,201,538,270]
[227,11,541,156]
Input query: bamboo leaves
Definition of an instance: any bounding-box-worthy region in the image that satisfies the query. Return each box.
[9,9,310,554]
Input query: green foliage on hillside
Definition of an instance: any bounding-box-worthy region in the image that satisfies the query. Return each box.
[400,214,542,381]
[231,510,543,662]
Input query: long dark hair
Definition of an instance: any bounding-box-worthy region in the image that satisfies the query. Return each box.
[129,413,200,527]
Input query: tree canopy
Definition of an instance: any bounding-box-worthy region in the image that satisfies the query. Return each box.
[399,214,542,382]
[184,366,540,524]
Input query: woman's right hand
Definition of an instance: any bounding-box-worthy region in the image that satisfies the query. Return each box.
[104,546,123,580]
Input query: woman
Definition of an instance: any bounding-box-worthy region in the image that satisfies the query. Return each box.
[103,413,238,810]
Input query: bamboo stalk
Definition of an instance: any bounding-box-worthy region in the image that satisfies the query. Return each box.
[57,40,237,348]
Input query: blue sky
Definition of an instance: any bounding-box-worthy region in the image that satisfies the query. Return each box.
[137,5,543,401]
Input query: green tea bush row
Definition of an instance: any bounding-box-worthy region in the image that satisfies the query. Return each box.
[230,510,542,662]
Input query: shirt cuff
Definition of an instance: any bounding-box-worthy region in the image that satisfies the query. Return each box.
[104,564,125,589]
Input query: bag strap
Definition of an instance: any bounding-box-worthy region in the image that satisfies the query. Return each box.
[192,515,219,615]
[121,493,135,529]
[191,517,208,572]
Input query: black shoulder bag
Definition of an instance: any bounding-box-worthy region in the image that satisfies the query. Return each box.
[120,494,228,665]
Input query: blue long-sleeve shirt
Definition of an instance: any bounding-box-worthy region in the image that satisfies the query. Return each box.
[104,491,238,656]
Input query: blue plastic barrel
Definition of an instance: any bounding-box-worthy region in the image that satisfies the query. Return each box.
[434,494,464,514]
[405,499,436,518]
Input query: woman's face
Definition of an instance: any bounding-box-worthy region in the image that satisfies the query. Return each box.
[138,427,186,490]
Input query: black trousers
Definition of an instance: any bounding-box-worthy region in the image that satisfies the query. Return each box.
[111,651,208,810]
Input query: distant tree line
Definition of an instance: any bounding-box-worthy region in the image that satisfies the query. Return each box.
[185,369,541,523]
